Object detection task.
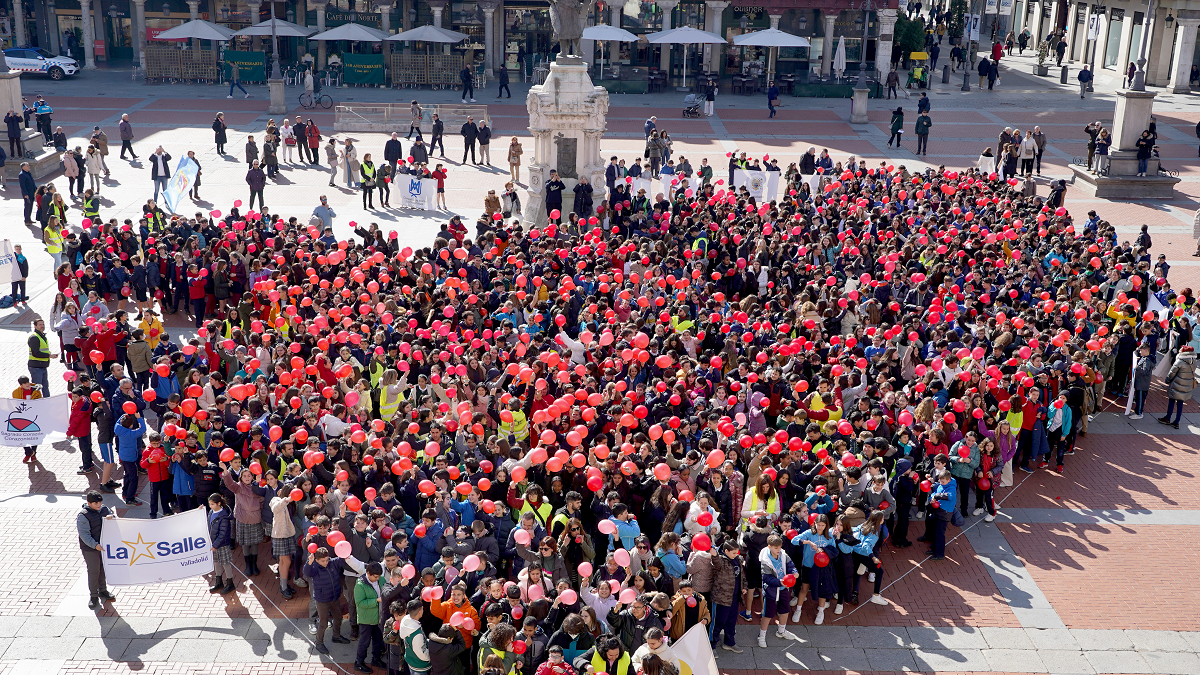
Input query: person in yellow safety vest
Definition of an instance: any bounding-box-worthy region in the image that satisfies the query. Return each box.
[510,483,552,529]
[82,189,99,222]
[739,474,780,531]
[43,217,65,270]
[366,354,386,388]
[376,369,407,423]
[496,397,528,443]
[577,637,632,675]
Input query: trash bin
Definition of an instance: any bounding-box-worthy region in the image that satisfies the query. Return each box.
[943,65,950,83]
[1060,66,1069,84]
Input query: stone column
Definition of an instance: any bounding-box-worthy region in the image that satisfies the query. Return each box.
[1115,10,1136,79]
[311,0,328,67]
[705,1,728,73]
[187,0,201,51]
[429,0,446,28]
[248,0,263,51]
[767,13,781,77]
[659,0,677,73]
[1063,1,1079,61]
[1148,12,1172,85]
[47,0,61,55]
[80,0,97,68]
[378,0,395,54]
[132,0,146,71]
[12,0,27,47]
[480,0,498,76]
[821,11,836,77]
[1168,14,1200,92]
[875,8,896,78]
[609,4,622,71]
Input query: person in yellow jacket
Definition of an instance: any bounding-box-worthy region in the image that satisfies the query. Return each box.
[14,375,42,463]
[496,396,528,443]
[138,309,164,349]
[43,217,65,270]
[377,369,407,424]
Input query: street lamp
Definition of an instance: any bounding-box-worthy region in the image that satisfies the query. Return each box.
[854,0,878,89]
[270,0,281,79]
[1129,0,1154,90]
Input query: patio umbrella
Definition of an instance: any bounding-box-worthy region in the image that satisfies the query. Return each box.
[309,22,390,42]
[232,18,316,37]
[152,19,236,41]
[582,24,639,80]
[386,25,469,43]
[645,26,726,88]
[733,28,809,80]
[833,35,847,81]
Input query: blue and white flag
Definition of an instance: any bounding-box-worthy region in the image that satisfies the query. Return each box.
[162,156,200,215]
[399,177,438,210]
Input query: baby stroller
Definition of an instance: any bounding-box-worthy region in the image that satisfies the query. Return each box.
[682,94,701,119]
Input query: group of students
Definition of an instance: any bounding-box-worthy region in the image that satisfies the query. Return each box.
[48,137,1193,675]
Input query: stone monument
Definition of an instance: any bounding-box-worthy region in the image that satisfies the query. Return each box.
[0,53,61,182]
[1069,88,1178,199]
[522,15,609,228]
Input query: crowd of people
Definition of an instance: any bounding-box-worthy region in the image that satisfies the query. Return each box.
[29,111,1196,675]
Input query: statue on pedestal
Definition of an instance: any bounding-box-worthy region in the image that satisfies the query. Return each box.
[548,0,585,58]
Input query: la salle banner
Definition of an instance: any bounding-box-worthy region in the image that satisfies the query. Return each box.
[101,508,213,586]
[0,394,68,447]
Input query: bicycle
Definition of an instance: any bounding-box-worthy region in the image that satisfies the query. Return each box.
[299,91,333,109]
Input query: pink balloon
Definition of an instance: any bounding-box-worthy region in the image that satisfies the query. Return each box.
[444,566,458,581]
[463,554,481,572]
[597,520,617,535]
[559,589,578,605]
[463,617,475,631]
[430,585,444,600]
[613,548,631,567]
[345,391,360,407]
[619,588,638,604]
[449,612,465,627]
[577,562,593,578]
[334,540,353,558]
[515,529,532,545]
[401,564,416,579]
[528,583,544,600]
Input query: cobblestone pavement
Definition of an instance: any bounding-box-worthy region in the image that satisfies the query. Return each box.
[0,61,1199,674]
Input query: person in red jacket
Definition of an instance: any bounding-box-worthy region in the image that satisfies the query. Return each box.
[68,386,96,475]
[94,323,126,374]
[140,431,173,518]
[187,265,208,328]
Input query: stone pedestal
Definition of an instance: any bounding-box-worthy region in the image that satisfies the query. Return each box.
[0,71,23,120]
[1069,88,1178,198]
[850,87,869,124]
[522,55,610,228]
[268,78,287,113]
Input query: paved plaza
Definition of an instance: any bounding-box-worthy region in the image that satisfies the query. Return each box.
[0,56,1199,675]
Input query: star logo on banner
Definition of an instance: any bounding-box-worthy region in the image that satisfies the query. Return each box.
[122,533,157,566]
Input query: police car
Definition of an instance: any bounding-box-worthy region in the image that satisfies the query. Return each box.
[3,48,79,80]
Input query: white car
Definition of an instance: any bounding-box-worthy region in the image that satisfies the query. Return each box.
[3,48,78,80]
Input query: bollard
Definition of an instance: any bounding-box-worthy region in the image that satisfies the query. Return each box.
[943,65,950,83]
[1060,66,1069,84]
[961,70,971,92]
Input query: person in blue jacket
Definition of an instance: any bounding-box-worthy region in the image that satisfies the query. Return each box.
[114,412,146,506]
[757,534,801,647]
[208,493,236,594]
[790,515,838,624]
[413,503,452,571]
[838,511,891,608]
[928,471,957,560]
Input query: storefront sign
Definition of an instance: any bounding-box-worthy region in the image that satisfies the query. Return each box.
[984,0,998,15]
[224,50,267,81]
[326,10,381,27]
[148,26,186,41]
[342,53,385,85]
[998,0,1014,16]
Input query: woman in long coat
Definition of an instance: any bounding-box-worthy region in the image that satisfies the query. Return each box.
[573,177,593,219]
[212,113,228,154]
[1160,346,1197,428]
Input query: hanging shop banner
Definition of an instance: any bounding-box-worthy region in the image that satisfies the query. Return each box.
[100,508,214,586]
[162,156,200,215]
[985,0,999,15]
[0,394,69,446]
[223,51,266,82]
[999,0,1015,17]
[733,169,780,202]
[342,53,385,85]
[399,177,438,210]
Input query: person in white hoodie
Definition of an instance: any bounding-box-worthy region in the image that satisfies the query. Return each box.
[683,494,721,537]
[631,628,680,674]
[580,581,619,633]
[1018,131,1038,176]
[394,599,431,675]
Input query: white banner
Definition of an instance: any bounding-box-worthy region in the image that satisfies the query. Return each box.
[0,394,68,446]
[1087,13,1102,40]
[969,13,982,41]
[398,177,438,210]
[631,177,656,199]
[985,0,998,15]
[733,169,781,202]
[674,624,719,675]
[999,0,1015,17]
[101,508,213,586]
[0,240,22,285]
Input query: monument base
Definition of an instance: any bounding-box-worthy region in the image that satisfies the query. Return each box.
[850,87,869,124]
[268,79,287,114]
[3,130,62,182]
[1070,159,1179,199]
[522,55,609,228]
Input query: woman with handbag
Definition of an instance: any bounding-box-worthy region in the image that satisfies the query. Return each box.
[279,118,296,164]
[360,153,377,209]
[507,137,523,183]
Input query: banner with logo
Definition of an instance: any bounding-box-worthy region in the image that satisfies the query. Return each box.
[398,177,438,210]
[984,0,998,14]
[100,508,213,586]
[223,51,266,82]
[0,239,24,285]
[733,169,780,202]
[631,177,655,199]
[0,394,69,446]
[162,157,200,215]
[998,0,1015,17]
[343,53,385,85]
[673,625,719,675]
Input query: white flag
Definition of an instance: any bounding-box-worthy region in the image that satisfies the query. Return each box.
[733,169,780,202]
[0,239,23,284]
[673,624,719,675]
[0,394,69,447]
[100,508,214,586]
[398,177,438,210]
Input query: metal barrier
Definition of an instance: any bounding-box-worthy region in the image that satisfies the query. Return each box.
[334,103,490,133]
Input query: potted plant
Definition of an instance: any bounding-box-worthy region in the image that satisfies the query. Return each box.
[1034,42,1049,76]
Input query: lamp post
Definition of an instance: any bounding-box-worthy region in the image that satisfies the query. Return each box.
[268,0,286,113]
[1128,0,1155,90]
[854,0,878,89]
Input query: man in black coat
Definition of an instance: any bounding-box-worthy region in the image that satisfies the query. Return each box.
[431,114,446,158]
[545,170,564,222]
[460,66,475,103]
[461,117,479,165]
[19,162,36,224]
[384,132,403,174]
[497,66,511,99]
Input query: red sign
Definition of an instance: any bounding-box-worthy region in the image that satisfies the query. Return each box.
[147,26,186,41]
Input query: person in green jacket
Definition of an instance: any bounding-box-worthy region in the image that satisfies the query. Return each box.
[948,432,981,519]
[915,111,932,155]
[353,563,386,673]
